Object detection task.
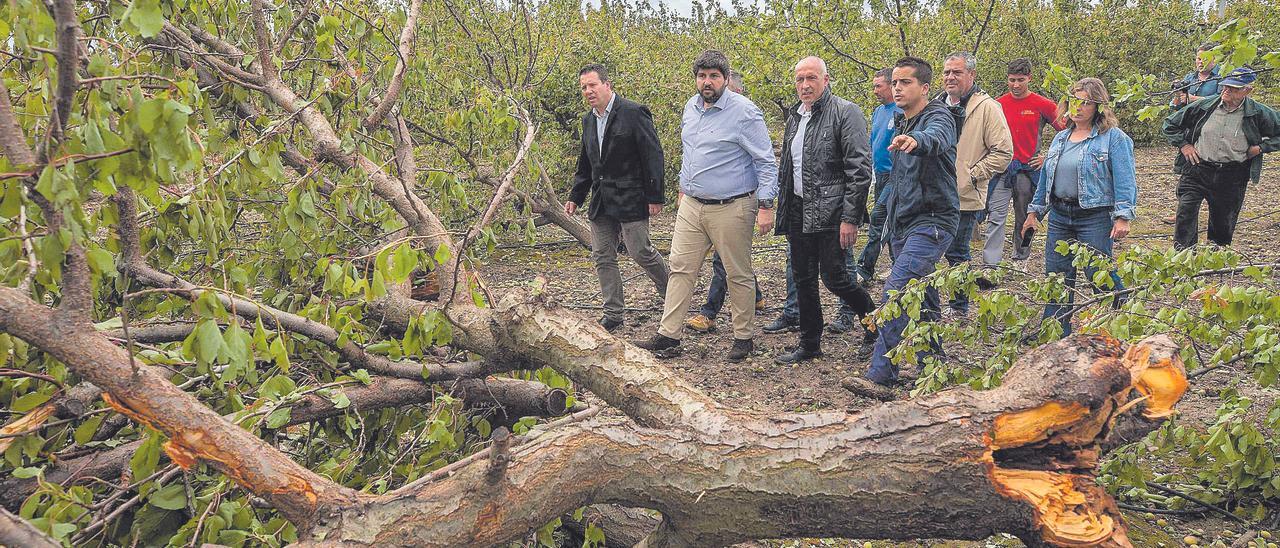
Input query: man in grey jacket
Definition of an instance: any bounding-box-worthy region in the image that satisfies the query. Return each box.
[773,56,877,364]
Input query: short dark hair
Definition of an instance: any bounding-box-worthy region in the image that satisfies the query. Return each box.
[893,56,933,85]
[1198,41,1218,52]
[692,50,731,78]
[579,63,610,83]
[1007,58,1033,76]
[874,67,892,82]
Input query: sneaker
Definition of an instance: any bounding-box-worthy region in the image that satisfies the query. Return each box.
[826,314,856,334]
[774,346,822,365]
[756,298,766,312]
[857,329,878,359]
[1161,214,1176,225]
[684,314,715,333]
[599,317,623,332]
[763,316,799,334]
[975,276,998,290]
[842,376,896,401]
[634,333,681,358]
[727,338,754,361]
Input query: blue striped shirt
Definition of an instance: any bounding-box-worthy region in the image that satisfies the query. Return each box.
[678,89,779,200]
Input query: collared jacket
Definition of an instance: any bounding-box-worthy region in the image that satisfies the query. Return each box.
[950,88,1013,212]
[569,95,665,222]
[775,88,874,234]
[1029,125,1138,220]
[882,98,960,238]
[1162,95,1280,185]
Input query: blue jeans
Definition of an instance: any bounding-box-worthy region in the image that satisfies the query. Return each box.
[944,211,980,313]
[867,224,954,385]
[855,171,892,283]
[1043,201,1124,336]
[781,246,856,322]
[699,251,763,320]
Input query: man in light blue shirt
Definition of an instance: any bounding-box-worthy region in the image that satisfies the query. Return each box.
[636,49,778,361]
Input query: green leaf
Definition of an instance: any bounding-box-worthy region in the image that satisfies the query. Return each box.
[269,336,290,373]
[11,392,52,412]
[259,374,296,400]
[74,415,104,445]
[265,406,292,429]
[87,247,116,277]
[130,430,162,489]
[148,483,188,510]
[12,466,43,479]
[128,0,165,38]
[328,391,350,409]
[0,182,22,218]
[192,319,224,365]
[351,369,372,385]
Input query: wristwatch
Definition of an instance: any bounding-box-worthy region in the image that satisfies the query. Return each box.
[758,199,775,210]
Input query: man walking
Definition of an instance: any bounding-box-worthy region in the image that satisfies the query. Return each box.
[1164,67,1280,249]
[844,57,959,401]
[1163,42,1223,224]
[565,64,669,332]
[685,71,766,334]
[855,67,905,284]
[981,58,1065,266]
[937,52,1012,316]
[635,50,778,360]
[773,56,878,365]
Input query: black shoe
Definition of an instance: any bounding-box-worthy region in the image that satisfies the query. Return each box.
[774,346,822,365]
[599,317,623,332]
[727,338,754,361]
[826,314,855,334]
[1012,248,1031,261]
[842,376,896,401]
[634,333,681,358]
[857,329,878,359]
[763,316,799,334]
[975,276,998,290]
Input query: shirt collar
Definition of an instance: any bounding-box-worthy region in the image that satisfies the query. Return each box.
[697,88,735,113]
[594,93,616,119]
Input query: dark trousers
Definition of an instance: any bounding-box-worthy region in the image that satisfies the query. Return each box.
[699,251,763,320]
[787,230,876,349]
[1174,161,1250,249]
[944,210,980,313]
[855,171,892,282]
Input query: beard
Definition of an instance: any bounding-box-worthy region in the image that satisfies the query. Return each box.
[700,84,724,104]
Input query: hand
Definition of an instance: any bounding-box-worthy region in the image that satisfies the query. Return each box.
[1180,144,1201,165]
[756,208,775,235]
[563,201,578,215]
[888,135,919,153]
[648,203,662,216]
[1247,145,1262,159]
[1111,218,1130,240]
[839,222,858,249]
[1028,154,1045,170]
[1021,212,1040,238]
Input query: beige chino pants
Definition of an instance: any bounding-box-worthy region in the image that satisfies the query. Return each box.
[658,194,758,340]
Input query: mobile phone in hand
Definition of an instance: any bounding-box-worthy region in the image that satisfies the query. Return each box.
[1020,226,1036,249]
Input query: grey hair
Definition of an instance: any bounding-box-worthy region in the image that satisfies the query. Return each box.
[794,56,828,76]
[945,51,977,72]
[874,67,892,82]
[728,71,745,92]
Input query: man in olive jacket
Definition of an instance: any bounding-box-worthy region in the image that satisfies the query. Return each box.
[773,56,878,364]
[566,64,669,331]
[1163,66,1280,249]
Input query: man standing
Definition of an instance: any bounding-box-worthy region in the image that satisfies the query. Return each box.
[1163,42,1222,224]
[635,50,778,360]
[566,64,669,332]
[844,57,958,401]
[855,67,905,284]
[772,56,878,364]
[1163,67,1280,249]
[684,71,766,334]
[937,52,1012,316]
[981,58,1066,266]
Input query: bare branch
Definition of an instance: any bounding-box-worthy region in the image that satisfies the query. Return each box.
[44,0,80,153]
[0,508,58,548]
[0,80,36,166]
[363,0,423,128]
[248,0,279,81]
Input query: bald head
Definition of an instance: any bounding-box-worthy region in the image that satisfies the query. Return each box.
[794,56,830,107]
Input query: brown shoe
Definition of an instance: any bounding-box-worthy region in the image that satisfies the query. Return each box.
[1161,214,1176,225]
[842,376,896,401]
[683,314,715,333]
[756,298,766,312]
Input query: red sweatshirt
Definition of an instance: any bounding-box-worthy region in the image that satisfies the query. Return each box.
[997,92,1067,163]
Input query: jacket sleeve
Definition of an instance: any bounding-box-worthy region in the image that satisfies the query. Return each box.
[839,103,874,225]
[569,114,593,206]
[1109,130,1138,220]
[633,104,666,204]
[907,109,956,157]
[1258,102,1280,154]
[968,102,1014,184]
[1162,102,1195,147]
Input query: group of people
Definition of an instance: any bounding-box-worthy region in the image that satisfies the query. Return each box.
[566,46,1278,401]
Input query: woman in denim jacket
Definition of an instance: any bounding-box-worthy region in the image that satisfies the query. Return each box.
[1022,78,1137,336]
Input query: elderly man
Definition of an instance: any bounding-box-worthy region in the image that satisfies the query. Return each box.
[772,56,877,364]
[937,52,1012,316]
[1163,67,1280,249]
[635,50,778,361]
[565,63,669,332]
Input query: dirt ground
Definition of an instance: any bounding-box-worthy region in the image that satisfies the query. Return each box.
[484,147,1280,547]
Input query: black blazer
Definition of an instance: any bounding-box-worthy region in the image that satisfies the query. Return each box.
[569,96,665,222]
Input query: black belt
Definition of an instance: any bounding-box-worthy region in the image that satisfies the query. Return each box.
[1050,195,1079,206]
[690,191,753,205]
[1197,159,1248,169]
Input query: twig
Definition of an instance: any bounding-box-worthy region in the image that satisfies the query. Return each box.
[0,148,135,180]
[1144,481,1248,524]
